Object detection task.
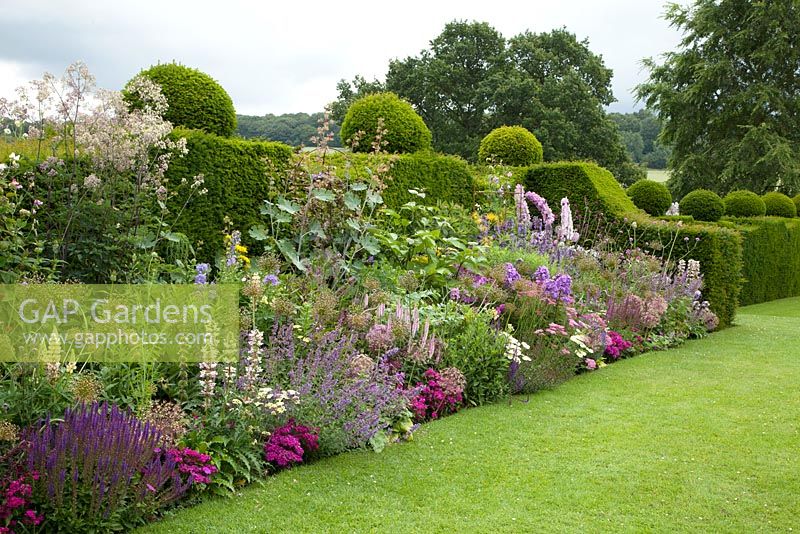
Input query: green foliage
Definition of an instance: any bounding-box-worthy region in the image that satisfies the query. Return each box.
[609,109,671,168]
[637,0,800,197]
[679,189,724,222]
[478,126,543,166]
[439,307,509,406]
[723,190,766,217]
[762,192,797,218]
[613,161,648,188]
[315,151,476,210]
[386,21,507,159]
[794,194,800,217]
[734,218,800,306]
[340,92,431,154]
[385,151,476,208]
[236,112,341,147]
[384,22,638,179]
[165,128,293,260]
[371,194,486,290]
[133,63,237,137]
[626,179,672,216]
[524,162,639,218]
[330,75,386,124]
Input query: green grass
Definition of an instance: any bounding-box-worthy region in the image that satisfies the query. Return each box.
[647,168,670,183]
[140,298,800,533]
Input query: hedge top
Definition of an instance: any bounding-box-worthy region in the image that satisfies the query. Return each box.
[679,189,725,222]
[523,162,640,218]
[340,92,432,154]
[132,63,237,138]
[626,179,672,216]
[478,126,543,166]
[723,190,766,217]
[762,191,797,218]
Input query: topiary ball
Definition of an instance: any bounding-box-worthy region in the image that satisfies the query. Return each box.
[478,126,543,166]
[762,192,797,218]
[793,194,800,218]
[626,179,672,216]
[723,190,766,217]
[340,92,431,154]
[679,189,724,222]
[130,63,237,137]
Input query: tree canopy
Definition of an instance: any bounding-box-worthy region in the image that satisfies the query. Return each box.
[609,109,671,168]
[637,0,800,197]
[331,21,644,184]
[236,112,341,147]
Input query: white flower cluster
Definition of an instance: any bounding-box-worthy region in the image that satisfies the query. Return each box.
[677,259,701,281]
[501,329,531,364]
[198,361,218,401]
[666,202,680,216]
[569,333,594,358]
[255,387,300,415]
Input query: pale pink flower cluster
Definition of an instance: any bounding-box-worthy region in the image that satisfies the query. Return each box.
[514,184,531,229]
[6,62,195,202]
[557,197,579,242]
[438,367,467,397]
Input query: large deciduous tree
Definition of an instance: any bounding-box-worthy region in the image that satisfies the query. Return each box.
[379,22,642,183]
[386,21,508,159]
[495,29,637,182]
[638,0,800,197]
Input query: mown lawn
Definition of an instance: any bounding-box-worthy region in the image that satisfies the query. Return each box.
[140,298,800,533]
[647,168,670,183]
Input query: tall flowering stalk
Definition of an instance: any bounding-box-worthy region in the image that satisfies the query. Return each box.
[22,403,192,528]
[525,190,555,228]
[514,184,531,236]
[238,329,264,393]
[557,197,579,243]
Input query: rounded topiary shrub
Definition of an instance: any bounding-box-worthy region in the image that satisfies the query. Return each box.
[340,92,431,154]
[679,189,724,222]
[626,179,672,216]
[478,126,544,166]
[723,190,766,217]
[762,192,797,218]
[131,63,236,137]
[793,194,800,217]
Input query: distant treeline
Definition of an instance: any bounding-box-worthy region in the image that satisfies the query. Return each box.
[235,109,667,168]
[236,112,342,147]
[609,109,670,169]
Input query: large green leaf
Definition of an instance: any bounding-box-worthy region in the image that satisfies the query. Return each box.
[311,188,336,202]
[277,239,306,271]
[249,225,270,241]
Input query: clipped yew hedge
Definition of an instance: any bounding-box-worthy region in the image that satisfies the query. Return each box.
[734,218,800,305]
[313,151,476,209]
[165,128,293,260]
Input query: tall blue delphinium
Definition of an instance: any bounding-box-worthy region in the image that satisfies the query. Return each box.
[23,402,192,530]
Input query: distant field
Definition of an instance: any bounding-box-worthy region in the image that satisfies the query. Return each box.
[647,168,670,182]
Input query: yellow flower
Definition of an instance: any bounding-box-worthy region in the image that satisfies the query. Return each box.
[486,212,499,223]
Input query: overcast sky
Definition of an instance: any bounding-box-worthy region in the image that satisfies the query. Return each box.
[0,0,682,116]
